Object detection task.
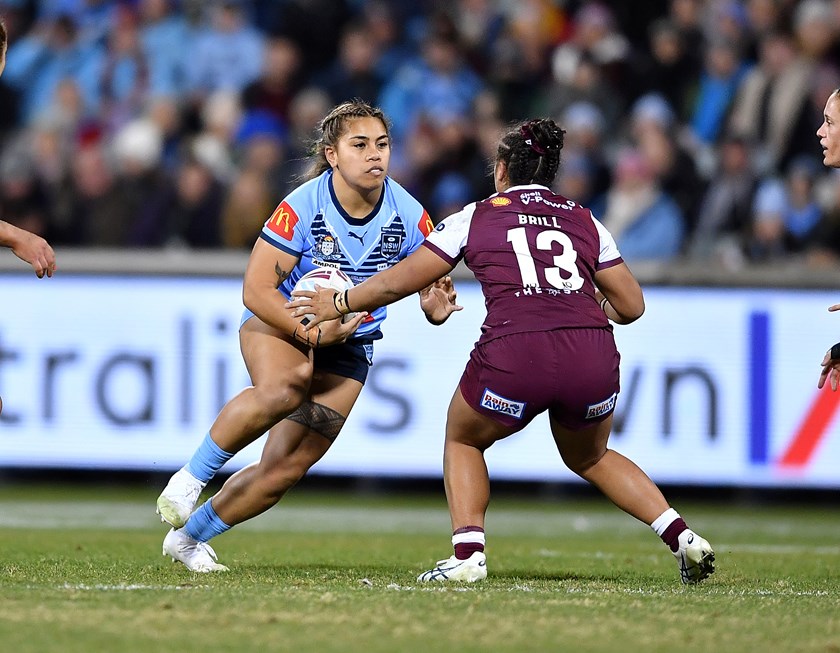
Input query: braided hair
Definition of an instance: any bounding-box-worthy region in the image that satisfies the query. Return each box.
[303,99,390,180]
[496,118,565,187]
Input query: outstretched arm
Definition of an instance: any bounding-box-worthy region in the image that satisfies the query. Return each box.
[418,274,463,325]
[0,221,56,278]
[289,246,457,326]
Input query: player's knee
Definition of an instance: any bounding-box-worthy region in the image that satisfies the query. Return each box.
[253,382,308,421]
[562,449,606,476]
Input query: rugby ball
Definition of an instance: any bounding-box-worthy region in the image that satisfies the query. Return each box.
[292,267,355,323]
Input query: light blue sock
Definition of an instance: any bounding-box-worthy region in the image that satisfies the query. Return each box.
[185,432,234,483]
[184,498,231,542]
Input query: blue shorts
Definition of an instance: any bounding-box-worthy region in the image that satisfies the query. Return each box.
[241,308,375,384]
[314,338,374,384]
[459,328,620,430]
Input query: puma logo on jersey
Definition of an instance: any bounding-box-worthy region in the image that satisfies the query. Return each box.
[347,230,368,245]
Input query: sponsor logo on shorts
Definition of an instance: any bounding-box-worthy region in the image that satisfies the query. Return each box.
[480,388,526,419]
[585,392,617,419]
[490,197,511,207]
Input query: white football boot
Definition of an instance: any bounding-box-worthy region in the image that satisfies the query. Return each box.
[156,468,205,528]
[674,530,715,584]
[162,528,229,573]
[417,551,487,583]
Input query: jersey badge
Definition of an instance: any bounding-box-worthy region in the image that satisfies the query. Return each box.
[314,234,341,260]
[380,223,405,260]
[266,201,299,241]
[490,197,512,207]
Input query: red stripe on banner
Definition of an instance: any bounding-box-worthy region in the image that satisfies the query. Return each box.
[779,386,840,467]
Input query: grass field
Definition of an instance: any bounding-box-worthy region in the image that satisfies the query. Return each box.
[1,482,839,653]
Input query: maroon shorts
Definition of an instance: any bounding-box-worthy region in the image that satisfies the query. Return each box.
[458,328,620,431]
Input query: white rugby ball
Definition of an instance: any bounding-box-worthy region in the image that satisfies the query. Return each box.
[292,267,356,323]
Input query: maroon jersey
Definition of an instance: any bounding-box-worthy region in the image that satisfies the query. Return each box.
[424,184,623,344]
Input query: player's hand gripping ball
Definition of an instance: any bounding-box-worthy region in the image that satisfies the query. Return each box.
[292,267,356,324]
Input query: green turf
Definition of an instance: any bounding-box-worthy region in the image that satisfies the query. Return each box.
[1,484,839,653]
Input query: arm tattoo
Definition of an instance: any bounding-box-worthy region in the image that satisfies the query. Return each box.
[275,262,291,289]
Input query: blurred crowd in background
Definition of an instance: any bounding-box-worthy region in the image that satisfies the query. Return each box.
[0,0,839,270]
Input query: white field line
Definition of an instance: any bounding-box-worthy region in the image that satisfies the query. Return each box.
[49,581,839,598]
[0,501,645,535]
[2,500,840,542]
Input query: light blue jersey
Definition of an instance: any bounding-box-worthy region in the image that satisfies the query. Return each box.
[258,169,434,340]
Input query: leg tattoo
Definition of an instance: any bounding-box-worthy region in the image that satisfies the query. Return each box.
[286,401,346,441]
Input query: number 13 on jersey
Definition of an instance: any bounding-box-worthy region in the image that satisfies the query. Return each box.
[507,227,584,291]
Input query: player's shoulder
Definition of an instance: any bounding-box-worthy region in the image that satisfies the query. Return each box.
[383,176,424,214]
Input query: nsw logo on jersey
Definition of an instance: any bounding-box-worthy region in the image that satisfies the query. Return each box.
[266,201,299,241]
[380,223,405,260]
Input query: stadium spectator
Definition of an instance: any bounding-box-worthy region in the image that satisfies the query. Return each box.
[746,176,788,261]
[183,1,264,99]
[156,100,461,571]
[590,147,686,262]
[96,5,151,133]
[727,29,818,175]
[378,21,483,142]
[60,141,130,245]
[313,22,383,106]
[629,93,705,235]
[265,0,352,76]
[792,0,839,66]
[633,18,700,120]
[131,152,225,248]
[687,132,759,265]
[3,14,103,124]
[484,0,565,121]
[241,36,302,124]
[780,155,824,253]
[535,48,622,131]
[550,2,632,105]
[688,36,750,146]
[557,101,611,202]
[220,166,274,248]
[288,117,715,585]
[138,0,192,99]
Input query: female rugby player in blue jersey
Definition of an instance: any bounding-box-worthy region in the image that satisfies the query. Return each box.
[158,100,462,571]
[291,118,715,585]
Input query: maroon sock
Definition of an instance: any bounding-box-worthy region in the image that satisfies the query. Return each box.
[453,525,485,560]
[661,518,688,552]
